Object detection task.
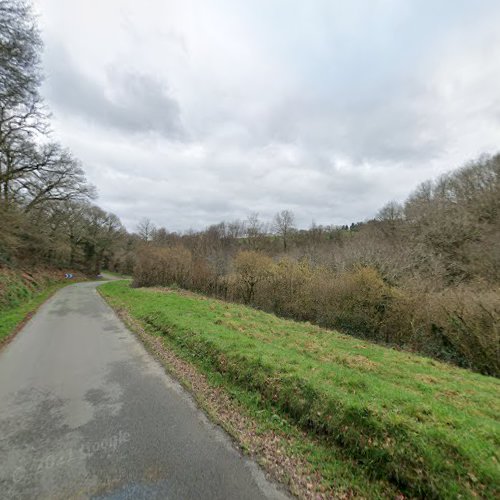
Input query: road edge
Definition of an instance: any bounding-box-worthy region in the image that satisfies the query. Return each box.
[0,281,73,351]
[97,284,343,500]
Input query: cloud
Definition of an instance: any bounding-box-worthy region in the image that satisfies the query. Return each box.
[35,0,500,231]
[43,46,183,137]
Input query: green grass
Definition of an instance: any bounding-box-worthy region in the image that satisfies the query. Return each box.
[102,270,132,279]
[0,282,68,342]
[100,281,500,498]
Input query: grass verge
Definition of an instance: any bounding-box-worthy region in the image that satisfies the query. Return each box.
[0,282,68,344]
[0,267,87,344]
[99,281,500,499]
[101,270,132,279]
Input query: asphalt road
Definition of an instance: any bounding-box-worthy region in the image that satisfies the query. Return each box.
[0,281,289,500]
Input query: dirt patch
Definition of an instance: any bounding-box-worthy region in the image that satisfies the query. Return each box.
[319,353,378,371]
[416,374,439,384]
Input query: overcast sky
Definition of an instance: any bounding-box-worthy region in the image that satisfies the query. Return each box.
[34,0,500,231]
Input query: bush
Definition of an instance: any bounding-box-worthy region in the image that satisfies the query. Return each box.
[263,258,317,320]
[432,287,499,376]
[314,266,394,341]
[231,250,273,303]
[133,245,192,288]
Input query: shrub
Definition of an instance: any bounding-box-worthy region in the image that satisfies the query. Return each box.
[0,266,79,310]
[231,250,273,303]
[316,266,394,341]
[261,258,318,320]
[432,286,499,376]
[133,245,192,288]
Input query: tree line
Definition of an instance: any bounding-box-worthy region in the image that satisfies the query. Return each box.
[0,0,134,274]
[133,155,500,376]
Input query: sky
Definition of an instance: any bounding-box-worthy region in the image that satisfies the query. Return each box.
[33,0,500,231]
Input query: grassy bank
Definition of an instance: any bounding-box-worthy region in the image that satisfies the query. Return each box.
[0,283,68,342]
[100,281,500,498]
[0,268,82,342]
[101,270,132,279]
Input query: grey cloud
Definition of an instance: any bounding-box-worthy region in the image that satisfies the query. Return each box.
[187,77,445,167]
[37,0,500,232]
[43,47,183,137]
[79,136,399,232]
[259,83,446,166]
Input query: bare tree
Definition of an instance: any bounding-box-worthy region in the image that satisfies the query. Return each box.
[137,217,156,242]
[83,206,124,273]
[22,144,95,210]
[0,0,42,109]
[227,219,245,239]
[376,201,404,238]
[245,212,266,250]
[0,1,125,271]
[0,0,48,207]
[272,209,295,252]
[152,227,171,246]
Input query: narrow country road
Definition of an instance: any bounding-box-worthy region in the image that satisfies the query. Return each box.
[0,281,289,500]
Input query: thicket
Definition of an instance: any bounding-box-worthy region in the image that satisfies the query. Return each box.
[133,155,500,376]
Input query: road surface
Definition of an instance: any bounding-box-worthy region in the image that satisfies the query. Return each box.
[0,281,289,499]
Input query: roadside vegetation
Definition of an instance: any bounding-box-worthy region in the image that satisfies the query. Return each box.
[100,270,132,280]
[100,280,499,498]
[0,267,83,342]
[0,0,137,343]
